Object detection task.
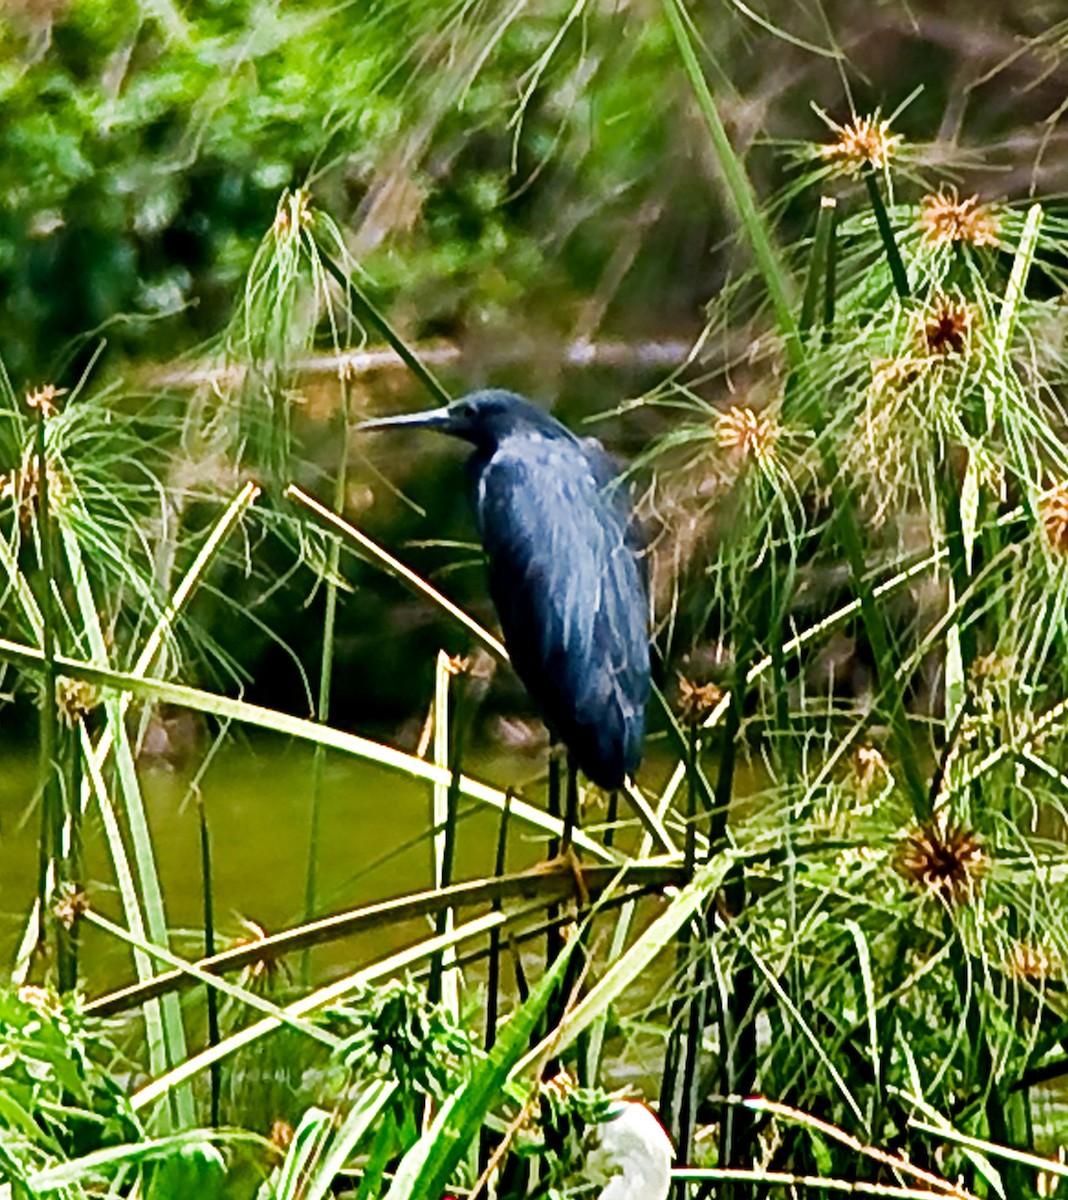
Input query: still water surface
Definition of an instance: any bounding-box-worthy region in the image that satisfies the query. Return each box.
[0,741,550,992]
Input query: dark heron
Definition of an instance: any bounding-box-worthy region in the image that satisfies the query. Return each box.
[360,388,650,790]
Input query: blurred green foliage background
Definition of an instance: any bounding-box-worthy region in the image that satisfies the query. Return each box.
[3,0,1065,384]
[2,0,1068,737]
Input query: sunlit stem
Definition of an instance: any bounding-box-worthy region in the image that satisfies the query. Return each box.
[863,164,910,299]
[428,650,459,1016]
[197,795,221,1126]
[484,794,512,1053]
[318,248,452,407]
[32,409,72,989]
[285,484,507,662]
[800,196,838,334]
[303,373,352,981]
[429,659,483,1012]
[661,0,801,366]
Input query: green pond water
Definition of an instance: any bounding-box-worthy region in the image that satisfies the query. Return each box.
[0,740,558,994]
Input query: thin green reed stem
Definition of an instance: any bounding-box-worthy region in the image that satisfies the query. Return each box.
[303,374,351,980]
[318,250,452,407]
[823,198,839,337]
[662,0,800,367]
[677,950,709,1193]
[61,527,180,1112]
[835,501,929,816]
[63,731,83,991]
[798,381,928,816]
[661,718,701,1167]
[994,204,1042,377]
[429,667,478,1007]
[604,789,618,850]
[685,722,698,877]
[106,693,194,1128]
[484,794,512,1053]
[787,195,836,425]
[32,408,69,986]
[480,790,509,1171]
[710,671,744,854]
[197,795,221,1127]
[654,683,718,815]
[800,196,838,333]
[764,530,800,782]
[863,166,910,299]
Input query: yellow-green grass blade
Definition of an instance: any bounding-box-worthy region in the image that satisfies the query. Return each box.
[515,854,733,1076]
[84,480,261,778]
[0,634,616,864]
[130,908,519,1112]
[83,908,341,1048]
[85,861,681,1017]
[62,526,193,1127]
[661,0,800,364]
[286,484,507,661]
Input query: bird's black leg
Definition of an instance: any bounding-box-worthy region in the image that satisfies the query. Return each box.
[547,735,563,859]
[562,754,579,854]
[480,794,513,1174]
[546,738,564,968]
[545,754,590,1082]
[543,746,586,1084]
[604,788,618,849]
[484,793,512,1052]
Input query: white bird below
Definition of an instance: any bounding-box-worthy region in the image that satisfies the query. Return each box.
[587,1101,674,1200]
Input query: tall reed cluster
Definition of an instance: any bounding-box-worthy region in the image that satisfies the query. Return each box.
[3,3,1068,1197]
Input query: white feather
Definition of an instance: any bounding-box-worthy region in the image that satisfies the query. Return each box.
[588,1102,673,1200]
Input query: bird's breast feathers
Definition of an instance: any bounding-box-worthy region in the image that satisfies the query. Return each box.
[472,430,649,786]
[475,436,647,674]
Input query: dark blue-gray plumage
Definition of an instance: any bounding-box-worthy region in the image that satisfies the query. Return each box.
[360,388,649,789]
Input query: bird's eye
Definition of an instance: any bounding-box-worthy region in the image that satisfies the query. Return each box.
[453,401,475,420]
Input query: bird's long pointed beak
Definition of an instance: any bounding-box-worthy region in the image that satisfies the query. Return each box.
[356,406,453,433]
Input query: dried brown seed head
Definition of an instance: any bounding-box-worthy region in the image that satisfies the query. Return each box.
[819,114,902,174]
[969,653,1010,683]
[269,1120,295,1153]
[18,984,61,1014]
[676,676,725,725]
[273,189,313,238]
[897,821,987,907]
[717,406,781,464]
[542,1066,577,1100]
[25,384,67,417]
[0,454,67,525]
[233,919,286,986]
[920,295,974,356]
[851,744,888,794]
[56,677,99,725]
[1042,481,1068,556]
[919,188,999,248]
[53,884,89,930]
[1007,940,1057,981]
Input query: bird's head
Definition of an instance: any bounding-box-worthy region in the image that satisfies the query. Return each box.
[358,389,569,452]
